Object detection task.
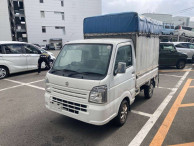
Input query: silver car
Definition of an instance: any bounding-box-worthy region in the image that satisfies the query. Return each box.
[172,42,194,61]
[0,41,56,79]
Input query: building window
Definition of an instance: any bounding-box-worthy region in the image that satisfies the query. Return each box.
[40,0,43,3]
[43,40,47,42]
[62,12,64,20]
[40,11,45,18]
[42,26,46,33]
[61,0,64,7]
[55,26,65,34]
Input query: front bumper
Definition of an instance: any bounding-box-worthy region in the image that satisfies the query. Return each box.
[45,92,117,125]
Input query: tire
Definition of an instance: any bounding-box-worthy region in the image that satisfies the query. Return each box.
[114,99,129,126]
[144,81,154,99]
[176,60,186,69]
[0,66,8,79]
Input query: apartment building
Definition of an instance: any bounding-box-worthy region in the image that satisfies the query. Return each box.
[0,0,102,48]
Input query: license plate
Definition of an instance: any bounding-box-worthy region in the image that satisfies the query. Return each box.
[50,102,62,111]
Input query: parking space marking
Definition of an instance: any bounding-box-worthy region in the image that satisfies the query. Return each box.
[150,79,193,146]
[179,103,194,108]
[0,85,24,92]
[4,79,25,85]
[158,87,174,91]
[131,110,152,118]
[159,69,193,73]
[128,69,191,146]
[159,74,182,78]
[169,142,194,146]
[1,79,45,92]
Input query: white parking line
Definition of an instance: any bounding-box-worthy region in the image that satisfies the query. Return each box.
[0,85,23,92]
[128,69,191,146]
[158,87,174,91]
[159,74,182,78]
[131,110,152,118]
[1,79,45,92]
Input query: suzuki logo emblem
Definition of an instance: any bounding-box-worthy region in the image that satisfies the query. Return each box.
[65,82,69,86]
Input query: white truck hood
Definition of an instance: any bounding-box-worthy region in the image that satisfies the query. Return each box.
[47,72,101,91]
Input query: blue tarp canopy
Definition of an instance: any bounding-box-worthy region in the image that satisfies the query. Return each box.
[84,12,163,35]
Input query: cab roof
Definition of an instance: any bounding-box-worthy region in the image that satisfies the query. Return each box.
[65,39,132,45]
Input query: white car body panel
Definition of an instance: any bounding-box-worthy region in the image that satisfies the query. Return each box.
[0,41,56,75]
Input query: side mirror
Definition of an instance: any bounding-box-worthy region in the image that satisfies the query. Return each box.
[117,62,126,74]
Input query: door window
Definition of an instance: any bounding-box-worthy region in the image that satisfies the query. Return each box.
[175,43,190,49]
[115,45,132,70]
[4,44,23,54]
[0,45,3,54]
[160,44,176,51]
[24,45,40,54]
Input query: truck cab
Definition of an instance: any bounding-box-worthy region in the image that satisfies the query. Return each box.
[45,39,137,126]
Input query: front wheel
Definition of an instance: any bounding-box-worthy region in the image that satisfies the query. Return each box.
[0,66,8,79]
[114,100,129,126]
[144,81,154,99]
[176,60,186,69]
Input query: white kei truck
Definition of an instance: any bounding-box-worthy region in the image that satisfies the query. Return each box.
[45,12,162,126]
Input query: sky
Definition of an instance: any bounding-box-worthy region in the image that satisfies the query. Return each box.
[102,0,194,21]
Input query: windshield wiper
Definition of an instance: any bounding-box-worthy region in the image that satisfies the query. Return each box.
[50,69,79,74]
[81,72,104,76]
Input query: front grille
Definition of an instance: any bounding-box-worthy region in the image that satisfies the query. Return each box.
[50,84,88,100]
[50,97,87,114]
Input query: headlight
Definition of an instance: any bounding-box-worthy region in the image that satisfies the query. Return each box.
[89,85,107,104]
[45,77,51,93]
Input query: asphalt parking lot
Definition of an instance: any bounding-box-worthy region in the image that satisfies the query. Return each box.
[0,50,194,146]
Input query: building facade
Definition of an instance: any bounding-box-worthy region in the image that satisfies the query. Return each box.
[0,0,101,48]
[0,0,12,41]
[143,13,190,27]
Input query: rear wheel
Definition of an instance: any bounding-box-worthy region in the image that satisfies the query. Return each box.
[144,81,154,99]
[176,60,186,69]
[114,100,129,126]
[0,66,8,79]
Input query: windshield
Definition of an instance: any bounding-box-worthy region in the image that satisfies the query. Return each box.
[51,44,112,80]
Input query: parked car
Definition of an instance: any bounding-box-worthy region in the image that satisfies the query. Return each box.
[162,23,175,35]
[159,42,188,69]
[34,44,46,50]
[174,26,194,37]
[172,42,194,61]
[46,44,56,50]
[0,41,56,79]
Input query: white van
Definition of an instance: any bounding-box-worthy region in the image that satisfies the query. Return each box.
[45,12,161,126]
[0,41,55,79]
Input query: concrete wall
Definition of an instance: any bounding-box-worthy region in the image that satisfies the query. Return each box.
[63,0,102,42]
[189,21,194,28]
[0,0,12,41]
[24,0,101,46]
[172,16,190,26]
[143,13,172,23]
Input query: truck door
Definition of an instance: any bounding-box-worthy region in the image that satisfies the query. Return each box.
[110,43,136,104]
